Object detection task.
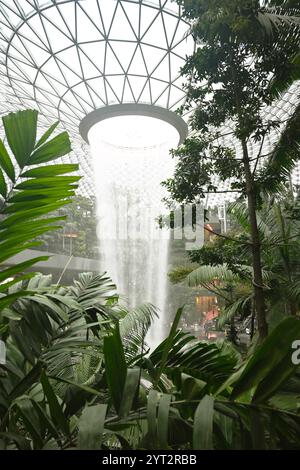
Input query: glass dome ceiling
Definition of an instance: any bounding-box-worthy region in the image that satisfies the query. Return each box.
[0,0,194,196]
[0,0,299,205]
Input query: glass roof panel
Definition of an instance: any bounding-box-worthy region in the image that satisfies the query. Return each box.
[0,0,193,196]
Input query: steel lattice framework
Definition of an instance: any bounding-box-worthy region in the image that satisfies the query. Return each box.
[0,0,193,195]
[0,0,299,205]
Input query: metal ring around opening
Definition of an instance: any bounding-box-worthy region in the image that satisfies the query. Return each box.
[79,103,188,146]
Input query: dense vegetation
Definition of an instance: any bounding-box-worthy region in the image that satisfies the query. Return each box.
[1,0,300,451]
[35,195,99,259]
[163,0,300,341]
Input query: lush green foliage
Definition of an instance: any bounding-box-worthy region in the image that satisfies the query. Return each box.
[163,0,300,341]
[0,110,78,315]
[2,282,300,450]
[1,108,300,450]
[169,194,300,329]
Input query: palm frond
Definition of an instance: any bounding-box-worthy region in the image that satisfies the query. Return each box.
[187,264,239,287]
[120,303,158,360]
[218,295,253,328]
[258,100,300,196]
[147,330,240,386]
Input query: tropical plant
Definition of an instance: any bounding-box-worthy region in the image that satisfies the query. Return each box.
[163,0,300,341]
[1,267,300,450]
[0,109,78,313]
[168,193,300,335]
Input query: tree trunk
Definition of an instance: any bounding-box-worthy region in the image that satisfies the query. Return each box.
[242,140,268,341]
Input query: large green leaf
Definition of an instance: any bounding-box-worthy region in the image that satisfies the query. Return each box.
[0,168,7,198]
[13,397,43,448]
[9,362,43,401]
[157,393,172,449]
[147,389,160,444]
[15,176,80,190]
[21,164,79,178]
[40,371,70,436]
[2,110,38,168]
[0,138,15,181]
[153,307,184,387]
[0,201,72,229]
[9,188,74,202]
[78,404,107,450]
[35,121,59,149]
[0,257,49,283]
[231,317,300,402]
[119,368,140,418]
[30,132,72,164]
[193,395,214,450]
[103,324,127,414]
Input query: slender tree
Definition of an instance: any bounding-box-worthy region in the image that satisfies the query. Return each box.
[163,0,300,340]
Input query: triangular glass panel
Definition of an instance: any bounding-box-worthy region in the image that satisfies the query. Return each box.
[122,77,135,103]
[78,48,102,80]
[0,23,14,41]
[118,2,139,39]
[139,80,151,104]
[141,12,168,49]
[105,45,125,75]
[18,1,34,18]
[110,42,137,73]
[72,82,94,108]
[171,35,192,60]
[57,47,82,78]
[168,85,186,109]
[58,2,77,39]
[0,6,21,27]
[99,0,118,36]
[79,42,106,75]
[139,4,161,39]
[109,3,136,41]
[10,59,37,83]
[21,39,50,66]
[19,17,49,50]
[76,2,104,42]
[41,57,66,84]
[154,89,169,108]
[41,6,74,41]
[9,42,36,68]
[86,77,107,106]
[59,98,81,119]
[162,11,180,48]
[8,35,33,63]
[140,44,166,75]
[127,46,147,76]
[105,77,120,105]
[106,75,125,102]
[43,16,74,52]
[72,87,94,114]
[152,55,170,81]
[15,80,35,98]
[62,91,85,115]
[170,52,184,79]
[128,75,148,102]
[35,87,60,108]
[38,71,68,96]
[150,78,169,103]
[57,61,81,87]
[172,18,190,47]
[35,72,59,94]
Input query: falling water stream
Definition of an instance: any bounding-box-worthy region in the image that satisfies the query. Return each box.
[89,116,179,348]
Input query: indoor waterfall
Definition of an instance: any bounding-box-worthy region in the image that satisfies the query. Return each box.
[89,116,179,348]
